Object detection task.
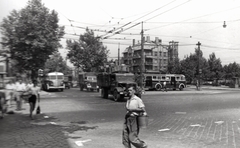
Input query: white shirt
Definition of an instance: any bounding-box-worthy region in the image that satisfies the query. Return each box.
[5,83,15,90]
[30,86,40,97]
[126,95,145,110]
[15,82,26,92]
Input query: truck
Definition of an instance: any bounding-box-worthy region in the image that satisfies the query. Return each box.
[64,75,73,89]
[97,71,137,102]
[78,72,99,92]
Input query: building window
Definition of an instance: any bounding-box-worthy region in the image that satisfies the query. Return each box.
[163,59,167,64]
[163,52,167,57]
[154,52,157,56]
[154,59,157,64]
[159,51,162,56]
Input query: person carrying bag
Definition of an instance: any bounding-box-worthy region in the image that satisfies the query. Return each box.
[122,86,148,148]
[28,80,40,119]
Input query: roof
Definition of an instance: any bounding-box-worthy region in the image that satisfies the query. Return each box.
[47,72,64,75]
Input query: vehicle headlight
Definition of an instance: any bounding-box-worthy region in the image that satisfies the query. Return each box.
[49,81,53,86]
[87,83,91,88]
[97,86,99,88]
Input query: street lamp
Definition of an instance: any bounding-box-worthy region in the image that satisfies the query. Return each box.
[223,21,227,28]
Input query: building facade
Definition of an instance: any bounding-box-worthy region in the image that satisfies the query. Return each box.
[122,36,179,74]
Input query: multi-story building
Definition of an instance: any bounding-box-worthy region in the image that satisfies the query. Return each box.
[122,36,178,73]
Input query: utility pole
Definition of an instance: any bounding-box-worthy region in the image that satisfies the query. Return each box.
[118,43,120,65]
[196,41,201,90]
[140,22,144,89]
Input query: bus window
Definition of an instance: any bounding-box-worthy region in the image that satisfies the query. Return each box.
[153,76,157,80]
[166,76,170,80]
[162,76,165,80]
[57,75,64,79]
[49,76,56,79]
[176,76,180,80]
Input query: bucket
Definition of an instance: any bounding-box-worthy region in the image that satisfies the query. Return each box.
[138,115,149,128]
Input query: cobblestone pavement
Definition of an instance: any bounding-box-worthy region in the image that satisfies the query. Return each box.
[0,105,71,148]
[1,86,240,148]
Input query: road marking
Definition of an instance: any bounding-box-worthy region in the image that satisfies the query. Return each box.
[175,112,187,114]
[215,121,224,124]
[190,124,201,127]
[158,128,170,132]
[75,139,92,146]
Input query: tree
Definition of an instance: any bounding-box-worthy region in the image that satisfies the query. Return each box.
[180,48,208,84]
[66,29,109,72]
[44,52,72,75]
[167,57,181,74]
[223,62,240,79]
[0,0,64,79]
[207,53,223,81]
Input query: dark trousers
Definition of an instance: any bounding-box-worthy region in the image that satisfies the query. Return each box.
[122,116,146,148]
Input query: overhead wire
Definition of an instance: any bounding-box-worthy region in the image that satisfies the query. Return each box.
[130,0,177,23]
[146,5,240,31]
[143,0,191,22]
[202,44,240,50]
[99,0,179,39]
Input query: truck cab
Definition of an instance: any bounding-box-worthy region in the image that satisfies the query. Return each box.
[97,72,137,102]
[79,72,99,92]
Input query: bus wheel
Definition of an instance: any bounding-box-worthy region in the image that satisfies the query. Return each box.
[113,90,120,102]
[179,85,184,91]
[155,84,161,91]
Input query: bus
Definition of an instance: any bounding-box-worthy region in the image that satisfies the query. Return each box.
[42,72,65,91]
[144,73,186,91]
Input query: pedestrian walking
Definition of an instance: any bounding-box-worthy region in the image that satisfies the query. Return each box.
[28,80,40,119]
[15,79,26,111]
[0,91,6,118]
[122,86,148,148]
[5,80,15,108]
[163,81,167,92]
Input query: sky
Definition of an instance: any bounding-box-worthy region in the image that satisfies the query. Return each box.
[0,0,240,66]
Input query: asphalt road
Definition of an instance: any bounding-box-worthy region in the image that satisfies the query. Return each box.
[38,87,240,148]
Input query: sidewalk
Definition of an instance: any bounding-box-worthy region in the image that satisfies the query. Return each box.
[0,97,71,148]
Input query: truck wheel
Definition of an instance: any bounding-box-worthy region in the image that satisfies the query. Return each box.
[179,85,184,91]
[155,84,161,91]
[80,85,83,91]
[104,88,108,99]
[101,88,108,99]
[113,90,120,102]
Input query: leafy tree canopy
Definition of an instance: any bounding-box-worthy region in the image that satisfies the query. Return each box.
[208,52,223,80]
[66,29,109,72]
[44,51,72,75]
[0,0,64,79]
